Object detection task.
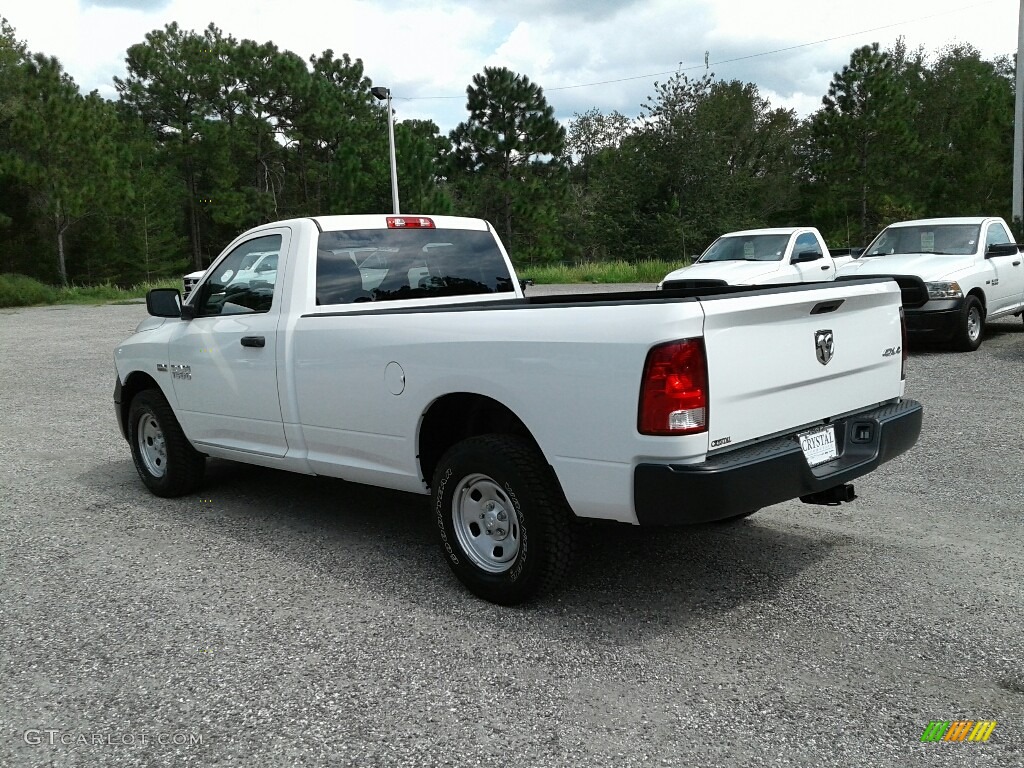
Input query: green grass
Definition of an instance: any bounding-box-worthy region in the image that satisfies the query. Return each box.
[0,260,687,308]
[517,259,687,285]
[0,273,181,308]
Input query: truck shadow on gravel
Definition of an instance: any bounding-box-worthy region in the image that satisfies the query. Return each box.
[562,517,837,611]
[907,317,1024,355]
[91,458,844,623]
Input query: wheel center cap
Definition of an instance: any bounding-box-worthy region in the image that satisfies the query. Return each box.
[483,502,509,540]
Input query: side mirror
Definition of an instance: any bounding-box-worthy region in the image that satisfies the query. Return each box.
[793,251,822,263]
[146,288,182,318]
[985,243,1020,258]
[851,247,865,259]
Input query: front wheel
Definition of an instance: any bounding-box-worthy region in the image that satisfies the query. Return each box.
[431,434,575,605]
[953,295,984,352]
[128,389,205,497]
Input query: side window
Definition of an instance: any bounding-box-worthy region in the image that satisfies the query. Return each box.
[793,233,821,258]
[986,223,1011,248]
[195,235,283,316]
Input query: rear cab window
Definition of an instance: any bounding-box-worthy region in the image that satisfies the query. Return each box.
[315,227,515,306]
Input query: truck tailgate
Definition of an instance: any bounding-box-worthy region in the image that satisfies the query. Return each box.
[701,279,903,450]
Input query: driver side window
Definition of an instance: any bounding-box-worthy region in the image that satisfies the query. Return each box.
[793,233,821,259]
[195,235,283,317]
[986,223,1011,248]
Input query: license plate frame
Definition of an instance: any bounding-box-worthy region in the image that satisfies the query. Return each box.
[798,424,838,467]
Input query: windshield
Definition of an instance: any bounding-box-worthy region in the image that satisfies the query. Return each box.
[864,224,980,257]
[698,234,790,263]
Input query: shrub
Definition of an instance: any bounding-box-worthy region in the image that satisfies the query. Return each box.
[0,274,58,307]
[0,274,181,308]
[517,259,686,285]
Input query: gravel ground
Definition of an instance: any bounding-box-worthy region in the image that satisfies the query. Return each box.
[1,290,1022,768]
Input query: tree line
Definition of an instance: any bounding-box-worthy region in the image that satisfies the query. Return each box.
[0,17,1015,286]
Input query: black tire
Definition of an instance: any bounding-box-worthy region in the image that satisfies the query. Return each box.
[712,509,759,524]
[127,388,205,497]
[953,295,984,352]
[431,434,575,605]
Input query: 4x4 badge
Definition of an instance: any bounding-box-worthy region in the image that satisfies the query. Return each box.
[815,330,834,365]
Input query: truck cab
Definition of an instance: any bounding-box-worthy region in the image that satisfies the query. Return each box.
[659,227,836,289]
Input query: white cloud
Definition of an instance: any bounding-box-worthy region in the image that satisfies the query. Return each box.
[3,0,1018,133]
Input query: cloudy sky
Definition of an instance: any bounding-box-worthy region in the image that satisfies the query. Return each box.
[4,0,1021,133]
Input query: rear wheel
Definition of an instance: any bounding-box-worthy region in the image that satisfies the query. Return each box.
[953,295,984,352]
[431,434,575,605]
[128,389,205,497]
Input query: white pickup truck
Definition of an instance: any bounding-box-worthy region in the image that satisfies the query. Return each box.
[183,251,278,299]
[659,227,846,289]
[836,216,1024,351]
[114,214,923,604]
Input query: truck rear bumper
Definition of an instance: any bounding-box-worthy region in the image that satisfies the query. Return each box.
[633,399,923,525]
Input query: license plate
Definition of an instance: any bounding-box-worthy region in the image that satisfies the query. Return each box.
[798,425,837,467]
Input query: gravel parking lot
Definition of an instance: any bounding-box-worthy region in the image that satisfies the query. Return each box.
[1,290,1022,767]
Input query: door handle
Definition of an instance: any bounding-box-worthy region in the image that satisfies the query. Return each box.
[1013,261,1021,266]
[240,336,266,348]
[820,265,831,270]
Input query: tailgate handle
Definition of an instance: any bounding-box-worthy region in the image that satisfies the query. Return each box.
[810,299,844,315]
[241,336,266,348]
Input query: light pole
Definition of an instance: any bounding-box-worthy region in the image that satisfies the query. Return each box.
[371,86,400,215]
[1013,2,1024,232]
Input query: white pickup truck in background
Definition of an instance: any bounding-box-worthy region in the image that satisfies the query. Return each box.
[836,216,1024,351]
[183,251,277,299]
[659,227,846,289]
[115,214,923,604]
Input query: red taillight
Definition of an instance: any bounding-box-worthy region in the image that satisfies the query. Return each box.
[638,339,708,435]
[899,307,908,380]
[387,216,435,229]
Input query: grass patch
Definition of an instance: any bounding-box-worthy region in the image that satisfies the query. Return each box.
[1,260,689,308]
[517,259,687,285]
[0,273,181,308]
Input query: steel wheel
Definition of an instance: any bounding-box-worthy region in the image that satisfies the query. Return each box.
[137,409,168,478]
[451,473,521,573]
[954,295,984,351]
[127,388,205,497]
[966,305,982,343]
[432,434,575,604]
